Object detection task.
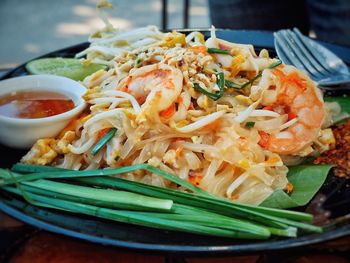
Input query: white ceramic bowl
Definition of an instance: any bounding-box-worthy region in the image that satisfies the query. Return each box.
[0,75,87,149]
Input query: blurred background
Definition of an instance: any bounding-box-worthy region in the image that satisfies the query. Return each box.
[1,0,350,70]
[0,0,210,69]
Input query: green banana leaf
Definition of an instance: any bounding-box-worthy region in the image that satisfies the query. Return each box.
[261,165,333,209]
[325,96,350,114]
[325,96,350,123]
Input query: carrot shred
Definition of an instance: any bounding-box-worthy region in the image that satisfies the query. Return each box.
[286,182,294,193]
[287,112,297,121]
[202,119,220,130]
[120,77,133,92]
[96,128,110,142]
[219,161,229,172]
[263,106,273,111]
[136,97,146,104]
[232,194,240,200]
[160,103,176,119]
[189,171,203,186]
[175,147,183,157]
[120,86,129,92]
[258,130,270,148]
[188,46,207,54]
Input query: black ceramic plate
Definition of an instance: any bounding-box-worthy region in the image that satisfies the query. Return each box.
[1,30,350,256]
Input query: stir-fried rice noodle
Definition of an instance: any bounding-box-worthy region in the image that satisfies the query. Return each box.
[22,26,335,205]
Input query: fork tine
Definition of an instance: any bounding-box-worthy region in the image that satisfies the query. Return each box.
[293,28,338,75]
[279,30,326,79]
[274,36,293,65]
[274,32,308,72]
[285,29,330,78]
[275,32,320,79]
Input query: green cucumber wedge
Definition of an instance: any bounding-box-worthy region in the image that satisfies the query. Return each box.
[25,58,107,81]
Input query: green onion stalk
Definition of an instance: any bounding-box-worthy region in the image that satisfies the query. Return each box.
[0,163,322,239]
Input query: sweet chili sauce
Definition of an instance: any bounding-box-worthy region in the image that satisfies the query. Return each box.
[0,90,74,119]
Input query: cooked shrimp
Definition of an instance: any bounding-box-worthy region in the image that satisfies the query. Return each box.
[258,65,325,155]
[119,63,183,121]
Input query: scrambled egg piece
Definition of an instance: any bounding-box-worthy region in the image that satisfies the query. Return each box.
[20,131,76,165]
[21,139,58,165]
[197,94,209,109]
[55,131,76,154]
[318,128,336,148]
[238,159,250,170]
[235,95,253,106]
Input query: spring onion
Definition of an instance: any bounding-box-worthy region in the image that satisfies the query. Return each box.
[4,187,262,239]
[3,163,322,238]
[75,175,314,223]
[3,164,209,196]
[195,61,282,98]
[245,122,255,128]
[135,58,143,68]
[9,163,313,222]
[207,48,231,55]
[76,176,319,232]
[21,179,173,211]
[225,79,243,89]
[5,184,272,238]
[193,72,225,101]
[91,128,117,156]
[240,60,282,89]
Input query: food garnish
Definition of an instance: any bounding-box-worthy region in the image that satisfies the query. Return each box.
[26,58,106,81]
[314,119,350,178]
[207,48,231,55]
[193,72,225,100]
[91,128,117,156]
[0,164,322,239]
[240,60,282,89]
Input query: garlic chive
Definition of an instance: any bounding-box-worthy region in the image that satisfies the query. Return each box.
[91,128,117,156]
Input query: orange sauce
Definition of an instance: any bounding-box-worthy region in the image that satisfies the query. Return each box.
[0,90,74,119]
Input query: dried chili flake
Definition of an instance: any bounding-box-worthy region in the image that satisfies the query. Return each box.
[314,119,350,178]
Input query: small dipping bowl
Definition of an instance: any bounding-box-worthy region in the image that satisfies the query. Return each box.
[0,75,86,149]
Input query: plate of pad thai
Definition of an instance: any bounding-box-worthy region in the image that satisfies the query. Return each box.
[0,24,349,254]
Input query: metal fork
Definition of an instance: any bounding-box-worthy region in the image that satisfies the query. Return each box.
[274,28,350,87]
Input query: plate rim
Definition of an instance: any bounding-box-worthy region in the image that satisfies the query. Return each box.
[1,201,349,256]
[1,29,350,255]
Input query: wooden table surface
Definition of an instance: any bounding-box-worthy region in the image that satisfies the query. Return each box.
[1,211,350,263]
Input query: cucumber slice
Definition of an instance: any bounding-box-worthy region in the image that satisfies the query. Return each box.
[25,58,107,81]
